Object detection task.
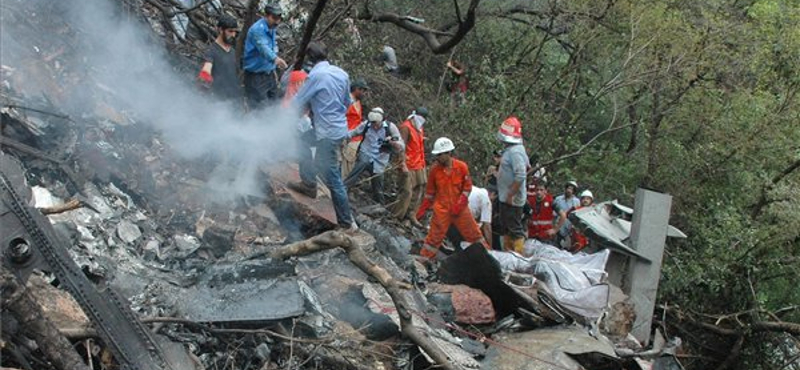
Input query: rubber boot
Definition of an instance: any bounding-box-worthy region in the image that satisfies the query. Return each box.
[511,237,525,255]
[502,235,513,252]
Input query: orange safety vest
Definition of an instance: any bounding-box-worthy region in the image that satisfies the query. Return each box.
[426,159,472,212]
[402,119,425,170]
[346,97,363,142]
[570,206,588,252]
[282,70,308,107]
[527,188,555,239]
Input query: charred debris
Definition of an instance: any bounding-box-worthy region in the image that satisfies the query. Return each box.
[2,0,682,369]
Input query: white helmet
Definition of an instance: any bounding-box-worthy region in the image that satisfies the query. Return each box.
[431,137,455,155]
[580,190,593,199]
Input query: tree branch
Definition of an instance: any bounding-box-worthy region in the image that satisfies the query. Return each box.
[259,231,460,370]
[751,158,800,219]
[358,0,480,54]
[294,0,330,70]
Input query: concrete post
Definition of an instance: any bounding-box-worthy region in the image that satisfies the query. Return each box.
[627,188,672,345]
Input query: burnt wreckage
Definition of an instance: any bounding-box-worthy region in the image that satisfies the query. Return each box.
[0,1,688,370]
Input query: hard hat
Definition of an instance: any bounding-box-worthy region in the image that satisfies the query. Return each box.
[565,181,578,190]
[497,116,523,144]
[580,190,593,199]
[431,137,455,155]
[368,107,384,123]
[415,106,429,118]
[263,4,283,17]
[351,78,369,90]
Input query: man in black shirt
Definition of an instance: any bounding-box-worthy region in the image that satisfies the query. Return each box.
[198,15,243,106]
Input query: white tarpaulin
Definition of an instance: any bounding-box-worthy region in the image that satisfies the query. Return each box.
[490,241,611,320]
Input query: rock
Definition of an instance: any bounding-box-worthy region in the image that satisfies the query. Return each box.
[26,274,90,331]
[255,342,271,361]
[116,220,142,244]
[201,224,235,258]
[173,234,200,258]
[428,284,496,325]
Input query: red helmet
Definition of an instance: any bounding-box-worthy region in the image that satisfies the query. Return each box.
[497,116,523,144]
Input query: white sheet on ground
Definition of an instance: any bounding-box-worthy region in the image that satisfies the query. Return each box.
[490,240,611,320]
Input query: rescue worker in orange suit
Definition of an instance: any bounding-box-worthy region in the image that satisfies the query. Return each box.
[391,107,429,228]
[496,116,530,253]
[569,190,594,252]
[342,78,369,177]
[416,137,488,260]
[527,181,556,243]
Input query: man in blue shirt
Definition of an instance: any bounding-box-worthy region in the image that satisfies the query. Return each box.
[289,42,357,232]
[242,4,288,109]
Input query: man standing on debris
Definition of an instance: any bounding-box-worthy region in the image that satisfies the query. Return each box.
[390,107,429,228]
[342,78,369,177]
[527,181,556,243]
[197,15,243,104]
[496,117,530,254]
[344,107,404,204]
[569,190,594,252]
[243,4,288,109]
[289,42,357,232]
[554,180,581,248]
[416,138,488,260]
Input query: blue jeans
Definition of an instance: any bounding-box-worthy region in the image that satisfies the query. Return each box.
[300,138,354,227]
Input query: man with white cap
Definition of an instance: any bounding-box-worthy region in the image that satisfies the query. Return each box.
[344,107,404,204]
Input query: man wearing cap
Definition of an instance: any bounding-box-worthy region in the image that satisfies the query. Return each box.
[554,180,581,248]
[342,78,369,177]
[344,107,403,204]
[198,14,243,105]
[289,42,357,232]
[568,190,594,252]
[415,137,487,261]
[243,4,288,109]
[390,107,429,227]
[496,116,530,253]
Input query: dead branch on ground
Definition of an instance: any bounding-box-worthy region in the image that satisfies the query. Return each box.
[264,230,459,370]
[0,267,92,370]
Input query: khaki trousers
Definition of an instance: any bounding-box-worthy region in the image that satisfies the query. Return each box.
[391,168,427,219]
[341,141,360,178]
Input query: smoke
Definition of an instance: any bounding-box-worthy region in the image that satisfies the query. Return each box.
[1,0,300,203]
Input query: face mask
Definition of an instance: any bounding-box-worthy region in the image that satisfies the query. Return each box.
[413,115,426,130]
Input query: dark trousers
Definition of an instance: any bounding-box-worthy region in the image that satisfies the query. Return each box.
[499,203,525,239]
[297,131,317,186]
[343,158,385,204]
[299,138,354,227]
[244,70,278,110]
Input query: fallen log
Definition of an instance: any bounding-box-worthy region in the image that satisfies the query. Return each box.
[266,230,460,370]
[0,267,91,370]
[38,198,81,215]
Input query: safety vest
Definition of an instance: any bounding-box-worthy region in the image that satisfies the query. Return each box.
[402,119,425,170]
[527,189,555,239]
[569,206,588,252]
[346,97,363,142]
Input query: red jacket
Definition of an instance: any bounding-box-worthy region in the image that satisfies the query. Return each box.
[527,188,555,239]
[570,206,588,252]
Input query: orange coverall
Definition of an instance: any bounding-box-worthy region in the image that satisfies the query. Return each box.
[421,159,486,259]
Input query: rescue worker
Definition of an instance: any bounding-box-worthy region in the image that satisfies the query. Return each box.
[416,138,487,260]
[289,42,357,232]
[342,78,369,177]
[554,180,581,248]
[198,15,243,105]
[569,190,594,252]
[390,107,429,228]
[242,4,287,109]
[527,181,556,243]
[344,107,404,204]
[496,116,530,254]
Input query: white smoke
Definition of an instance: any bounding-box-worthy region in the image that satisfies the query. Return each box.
[1,0,301,202]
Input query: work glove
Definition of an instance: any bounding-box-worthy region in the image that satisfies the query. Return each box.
[450,194,468,215]
[416,197,433,220]
[197,70,213,89]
